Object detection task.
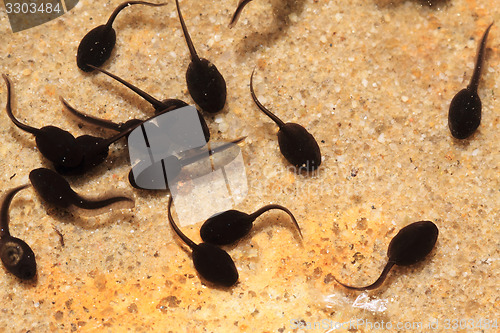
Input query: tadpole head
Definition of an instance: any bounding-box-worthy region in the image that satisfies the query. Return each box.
[0,237,37,280]
[200,210,254,245]
[186,58,227,113]
[121,119,144,131]
[192,243,239,287]
[29,168,75,209]
[76,135,109,170]
[387,221,439,266]
[155,99,189,114]
[77,25,117,72]
[277,123,322,171]
[448,88,482,139]
[36,126,83,168]
[53,135,109,175]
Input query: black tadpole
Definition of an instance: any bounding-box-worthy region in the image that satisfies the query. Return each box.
[3,74,84,168]
[57,108,180,175]
[4,74,144,174]
[0,185,37,280]
[77,1,167,72]
[61,94,187,133]
[167,197,238,287]
[448,22,494,139]
[61,97,142,133]
[29,168,134,213]
[250,69,322,171]
[175,0,227,113]
[86,64,187,112]
[86,64,210,142]
[200,204,302,245]
[334,221,439,291]
[228,0,255,28]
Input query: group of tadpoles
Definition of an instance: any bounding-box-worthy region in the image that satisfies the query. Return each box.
[1,1,494,290]
[0,0,318,285]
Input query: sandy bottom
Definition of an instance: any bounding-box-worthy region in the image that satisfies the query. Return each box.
[0,0,498,331]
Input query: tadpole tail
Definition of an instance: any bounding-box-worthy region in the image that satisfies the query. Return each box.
[71,193,134,211]
[250,69,286,128]
[469,22,494,92]
[2,74,39,135]
[60,97,122,131]
[228,0,254,28]
[180,137,246,167]
[334,261,396,291]
[0,184,30,238]
[167,196,198,250]
[155,99,189,114]
[105,1,167,28]
[249,204,303,238]
[87,64,165,109]
[175,0,199,61]
[92,110,168,152]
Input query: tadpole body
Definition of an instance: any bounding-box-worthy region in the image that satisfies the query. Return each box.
[3,74,84,168]
[0,185,37,280]
[4,75,105,173]
[200,204,302,245]
[175,0,227,113]
[86,64,210,142]
[448,22,494,139]
[168,197,238,287]
[3,74,170,175]
[55,119,157,175]
[77,1,167,72]
[334,221,439,291]
[250,69,321,171]
[29,168,134,213]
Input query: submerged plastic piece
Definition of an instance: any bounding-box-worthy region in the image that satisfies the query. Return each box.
[127,106,209,189]
[321,291,388,313]
[127,105,248,226]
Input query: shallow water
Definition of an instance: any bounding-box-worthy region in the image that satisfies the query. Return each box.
[0,0,498,331]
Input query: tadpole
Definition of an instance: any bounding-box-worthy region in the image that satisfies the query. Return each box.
[334,221,439,291]
[229,0,255,28]
[60,97,142,133]
[448,22,494,139]
[175,0,227,113]
[200,204,302,245]
[3,74,83,168]
[77,1,167,72]
[250,69,321,171]
[3,75,172,175]
[167,196,238,287]
[29,168,134,214]
[86,64,210,142]
[57,118,159,175]
[0,185,37,280]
